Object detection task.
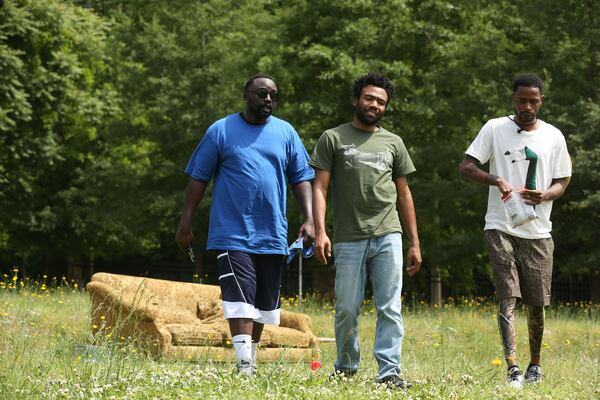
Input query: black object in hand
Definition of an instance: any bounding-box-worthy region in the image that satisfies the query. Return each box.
[187,245,195,263]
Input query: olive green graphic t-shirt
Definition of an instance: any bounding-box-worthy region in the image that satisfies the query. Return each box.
[310,122,416,243]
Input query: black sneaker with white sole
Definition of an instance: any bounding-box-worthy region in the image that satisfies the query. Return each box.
[507,365,524,389]
[376,375,413,389]
[524,364,542,384]
[328,368,357,381]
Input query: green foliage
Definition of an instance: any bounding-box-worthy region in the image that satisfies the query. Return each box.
[1,0,598,291]
[0,0,119,263]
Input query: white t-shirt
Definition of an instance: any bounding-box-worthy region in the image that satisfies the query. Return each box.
[466,116,571,239]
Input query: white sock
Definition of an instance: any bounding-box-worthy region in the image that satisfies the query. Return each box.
[232,334,252,372]
[251,342,258,364]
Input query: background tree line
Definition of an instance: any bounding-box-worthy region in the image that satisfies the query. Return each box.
[1,0,598,297]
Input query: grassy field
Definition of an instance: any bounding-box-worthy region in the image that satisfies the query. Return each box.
[1,272,599,399]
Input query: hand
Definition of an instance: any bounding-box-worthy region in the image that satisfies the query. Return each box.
[298,219,315,247]
[314,233,332,265]
[175,225,194,252]
[495,176,516,196]
[405,244,422,277]
[519,188,545,205]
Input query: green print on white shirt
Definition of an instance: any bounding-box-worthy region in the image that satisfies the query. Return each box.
[504,146,539,190]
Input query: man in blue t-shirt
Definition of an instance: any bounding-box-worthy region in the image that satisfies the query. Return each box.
[176,74,314,375]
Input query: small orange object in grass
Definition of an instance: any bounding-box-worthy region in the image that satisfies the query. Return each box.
[310,360,322,371]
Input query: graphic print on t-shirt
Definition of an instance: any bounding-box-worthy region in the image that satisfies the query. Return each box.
[341,144,392,172]
[504,146,538,190]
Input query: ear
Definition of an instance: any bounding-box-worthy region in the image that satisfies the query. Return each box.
[352,97,358,107]
[539,94,545,105]
[243,91,248,103]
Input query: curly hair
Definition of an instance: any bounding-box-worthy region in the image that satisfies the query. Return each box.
[512,73,543,94]
[352,72,395,103]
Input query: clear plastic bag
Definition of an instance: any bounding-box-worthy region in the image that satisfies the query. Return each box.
[502,191,538,227]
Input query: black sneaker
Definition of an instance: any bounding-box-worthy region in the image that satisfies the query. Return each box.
[377,375,413,389]
[524,364,542,384]
[328,369,356,381]
[507,365,524,389]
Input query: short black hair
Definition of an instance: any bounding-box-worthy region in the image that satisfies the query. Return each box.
[352,72,395,103]
[244,73,275,91]
[512,73,543,94]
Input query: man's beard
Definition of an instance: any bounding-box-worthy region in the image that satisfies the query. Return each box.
[355,107,383,127]
[249,103,273,120]
[515,109,537,125]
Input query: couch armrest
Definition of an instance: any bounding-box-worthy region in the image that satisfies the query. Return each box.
[87,281,157,322]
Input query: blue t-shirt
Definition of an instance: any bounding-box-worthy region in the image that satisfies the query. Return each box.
[185,113,314,254]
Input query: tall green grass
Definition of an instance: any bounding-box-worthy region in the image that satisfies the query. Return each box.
[1,272,599,399]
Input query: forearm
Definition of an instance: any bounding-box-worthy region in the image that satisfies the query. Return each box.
[459,157,512,194]
[312,169,331,236]
[543,177,571,201]
[459,158,498,186]
[291,181,313,222]
[179,179,208,228]
[397,191,419,246]
[313,188,327,235]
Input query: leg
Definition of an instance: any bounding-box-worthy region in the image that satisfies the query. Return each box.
[369,233,404,381]
[484,230,521,367]
[228,318,254,336]
[515,236,553,369]
[527,305,544,366]
[498,297,518,367]
[524,305,544,383]
[485,230,526,387]
[253,254,285,365]
[251,322,264,367]
[216,251,260,374]
[251,322,264,343]
[333,239,369,374]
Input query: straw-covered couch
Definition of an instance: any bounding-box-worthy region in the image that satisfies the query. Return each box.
[87,273,320,362]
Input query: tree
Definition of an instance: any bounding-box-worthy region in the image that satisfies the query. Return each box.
[0,0,119,272]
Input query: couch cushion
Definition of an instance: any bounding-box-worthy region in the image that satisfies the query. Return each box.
[261,326,314,348]
[166,323,229,346]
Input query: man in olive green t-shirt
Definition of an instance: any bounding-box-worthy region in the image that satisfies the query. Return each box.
[310,72,422,389]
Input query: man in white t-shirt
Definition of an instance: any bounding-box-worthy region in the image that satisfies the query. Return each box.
[459,73,571,389]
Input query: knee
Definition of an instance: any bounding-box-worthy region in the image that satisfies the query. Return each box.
[335,303,360,321]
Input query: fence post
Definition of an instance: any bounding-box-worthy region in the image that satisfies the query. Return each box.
[591,270,600,304]
[430,265,442,306]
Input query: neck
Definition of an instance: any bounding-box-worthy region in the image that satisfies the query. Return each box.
[242,111,268,125]
[515,117,539,131]
[352,116,379,132]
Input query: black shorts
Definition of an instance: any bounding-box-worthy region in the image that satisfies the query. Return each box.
[216,250,284,325]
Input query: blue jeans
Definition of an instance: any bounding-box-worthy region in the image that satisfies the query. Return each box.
[333,233,404,380]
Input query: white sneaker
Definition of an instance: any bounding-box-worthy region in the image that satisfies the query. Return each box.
[237,360,255,376]
[524,364,542,384]
[507,366,524,389]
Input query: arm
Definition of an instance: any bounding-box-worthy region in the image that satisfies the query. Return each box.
[312,169,332,264]
[175,178,209,251]
[394,176,422,276]
[520,176,571,205]
[291,180,315,244]
[458,155,514,195]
